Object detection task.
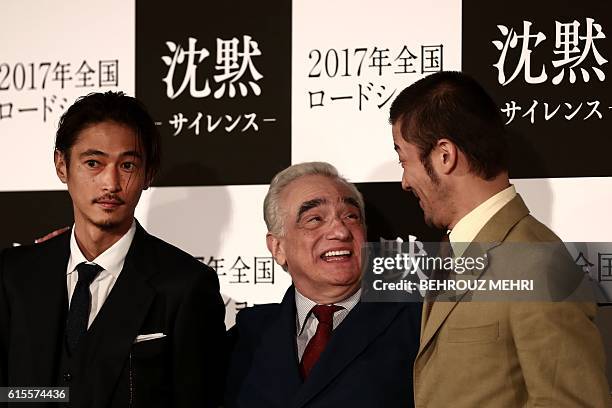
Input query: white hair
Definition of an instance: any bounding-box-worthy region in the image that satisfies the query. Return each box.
[263,162,366,236]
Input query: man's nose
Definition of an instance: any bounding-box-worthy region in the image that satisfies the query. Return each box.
[100,165,122,192]
[326,216,352,240]
[401,176,412,192]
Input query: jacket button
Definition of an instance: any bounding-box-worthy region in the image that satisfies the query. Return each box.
[63,372,72,382]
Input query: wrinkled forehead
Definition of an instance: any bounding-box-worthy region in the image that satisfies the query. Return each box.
[281,175,360,215]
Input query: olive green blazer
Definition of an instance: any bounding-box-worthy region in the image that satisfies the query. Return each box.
[414,195,610,407]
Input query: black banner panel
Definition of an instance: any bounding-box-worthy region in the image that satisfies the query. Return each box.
[0,191,73,250]
[463,0,612,178]
[357,182,444,244]
[136,0,292,186]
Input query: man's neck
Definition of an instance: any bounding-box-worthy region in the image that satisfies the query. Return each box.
[448,174,510,229]
[295,281,361,305]
[73,221,132,261]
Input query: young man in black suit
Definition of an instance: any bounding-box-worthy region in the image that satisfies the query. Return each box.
[0,92,225,407]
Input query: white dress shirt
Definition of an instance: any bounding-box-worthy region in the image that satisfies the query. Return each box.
[295,288,361,360]
[66,221,136,328]
[449,185,517,256]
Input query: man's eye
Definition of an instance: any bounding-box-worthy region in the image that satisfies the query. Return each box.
[85,160,99,168]
[346,213,361,222]
[122,162,135,171]
[305,215,323,224]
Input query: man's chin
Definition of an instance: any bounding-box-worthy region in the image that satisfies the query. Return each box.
[424,213,444,229]
[425,221,439,229]
[424,214,435,228]
[93,220,120,231]
[89,208,134,231]
[328,276,362,294]
[90,215,129,232]
[323,265,361,283]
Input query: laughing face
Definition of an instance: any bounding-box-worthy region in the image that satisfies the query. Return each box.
[392,122,449,229]
[267,174,366,301]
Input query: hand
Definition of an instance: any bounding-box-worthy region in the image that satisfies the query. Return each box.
[34,226,70,243]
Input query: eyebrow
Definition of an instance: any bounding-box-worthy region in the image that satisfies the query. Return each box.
[79,149,143,160]
[343,196,361,210]
[297,198,327,222]
[296,196,362,222]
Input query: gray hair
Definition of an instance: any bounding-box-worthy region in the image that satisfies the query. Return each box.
[263,162,366,236]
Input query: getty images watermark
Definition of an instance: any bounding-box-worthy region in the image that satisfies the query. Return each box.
[360,238,609,303]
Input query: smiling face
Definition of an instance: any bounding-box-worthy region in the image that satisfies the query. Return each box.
[392,122,450,229]
[267,174,366,302]
[55,120,147,234]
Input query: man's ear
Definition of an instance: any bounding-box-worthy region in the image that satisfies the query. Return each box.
[433,138,458,175]
[266,232,287,271]
[54,150,68,184]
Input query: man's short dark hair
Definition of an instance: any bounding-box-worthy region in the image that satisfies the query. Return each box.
[389,71,507,180]
[55,91,161,183]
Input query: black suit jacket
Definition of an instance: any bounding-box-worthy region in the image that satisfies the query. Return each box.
[225,287,420,408]
[0,223,225,408]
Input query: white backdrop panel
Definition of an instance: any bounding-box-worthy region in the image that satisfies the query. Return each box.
[510,177,612,299]
[515,177,612,242]
[134,184,292,327]
[292,0,462,182]
[0,0,135,191]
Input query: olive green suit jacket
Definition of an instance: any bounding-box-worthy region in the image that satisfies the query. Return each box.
[414,195,610,407]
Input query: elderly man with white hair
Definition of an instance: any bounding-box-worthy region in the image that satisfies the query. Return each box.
[224,162,421,408]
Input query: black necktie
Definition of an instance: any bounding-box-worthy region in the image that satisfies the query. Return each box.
[65,262,102,355]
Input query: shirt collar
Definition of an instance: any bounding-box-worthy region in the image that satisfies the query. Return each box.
[294,287,361,335]
[67,221,137,277]
[449,185,516,256]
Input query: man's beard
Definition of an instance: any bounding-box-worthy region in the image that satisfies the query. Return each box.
[422,188,451,230]
[424,212,436,228]
[94,219,120,231]
[91,212,122,231]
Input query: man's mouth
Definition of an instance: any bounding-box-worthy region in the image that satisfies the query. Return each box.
[95,198,124,209]
[321,249,352,262]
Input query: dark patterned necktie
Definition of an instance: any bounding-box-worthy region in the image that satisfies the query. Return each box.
[65,262,102,355]
[299,304,343,379]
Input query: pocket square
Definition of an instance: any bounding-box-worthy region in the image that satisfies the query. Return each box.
[134,333,166,343]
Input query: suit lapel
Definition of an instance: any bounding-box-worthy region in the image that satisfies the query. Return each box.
[421,300,430,336]
[418,301,456,355]
[291,301,405,408]
[250,288,302,405]
[82,224,156,408]
[417,195,530,357]
[23,232,70,385]
[472,195,530,244]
